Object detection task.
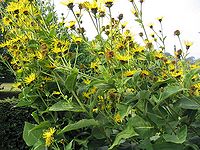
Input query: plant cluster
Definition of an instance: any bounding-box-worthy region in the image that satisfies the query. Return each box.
[0,0,200,149]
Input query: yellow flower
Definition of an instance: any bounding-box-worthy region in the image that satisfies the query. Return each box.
[141,70,150,76]
[52,47,62,53]
[90,62,98,69]
[90,86,97,94]
[61,0,74,9]
[52,91,61,95]
[171,70,183,78]
[83,92,90,99]
[66,21,76,29]
[133,46,145,54]
[105,0,114,8]
[148,23,154,29]
[2,17,11,26]
[114,113,122,123]
[24,73,36,84]
[191,64,200,69]
[92,108,98,113]
[116,54,132,62]
[6,2,22,13]
[184,40,193,50]
[83,79,91,85]
[123,70,137,77]
[43,127,56,147]
[157,16,163,22]
[155,51,164,59]
[81,1,91,10]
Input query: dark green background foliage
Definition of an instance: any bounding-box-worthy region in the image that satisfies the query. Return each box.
[0,101,33,150]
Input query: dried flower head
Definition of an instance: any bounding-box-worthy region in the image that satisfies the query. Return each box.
[174,30,181,36]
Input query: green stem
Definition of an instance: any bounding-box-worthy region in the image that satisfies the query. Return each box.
[72,90,90,116]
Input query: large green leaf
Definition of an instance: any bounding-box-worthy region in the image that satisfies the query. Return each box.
[128,115,153,137]
[30,121,51,133]
[65,68,78,92]
[109,126,138,149]
[178,97,200,110]
[58,119,99,135]
[49,100,84,112]
[23,122,43,146]
[163,125,187,144]
[156,86,186,105]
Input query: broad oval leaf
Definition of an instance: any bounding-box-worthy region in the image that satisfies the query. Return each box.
[163,125,187,144]
[58,119,99,135]
[49,100,85,112]
[109,126,138,150]
[23,122,43,146]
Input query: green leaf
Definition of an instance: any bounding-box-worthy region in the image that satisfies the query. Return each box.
[157,86,186,105]
[128,115,153,138]
[116,103,133,120]
[23,122,43,146]
[178,97,200,110]
[109,126,138,149]
[135,19,142,24]
[153,142,184,150]
[28,39,39,50]
[183,68,200,88]
[32,140,45,150]
[65,68,78,92]
[30,121,50,133]
[65,140,73,150]
[49,100,84,112]
[58,119,99,135]
[31,111,40,124]
[163,125,187,144]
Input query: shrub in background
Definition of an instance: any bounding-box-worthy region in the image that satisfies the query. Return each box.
[0,98,33,150]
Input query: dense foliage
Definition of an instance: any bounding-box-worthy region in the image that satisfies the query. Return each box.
[0,0,200,149]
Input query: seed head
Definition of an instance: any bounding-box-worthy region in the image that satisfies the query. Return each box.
[174,30,181,36]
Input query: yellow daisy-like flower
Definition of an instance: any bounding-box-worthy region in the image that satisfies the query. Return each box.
[24,73,36,84]
[90,61,98,69]
[61,0,74,9]
[184,40,193,50]
[104,0,114,8]
[116,54,132,62]
[123,70,137,77]
[157,16,163,22]
[83,79,91,85]
[66,20,76,29]
[141,70,150,76]
[114,113,122,123]
[2,17,11,26]
[43,127,56,147]
[83,91,91,99]
[171,70,183,79]
[154,51,164,59]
